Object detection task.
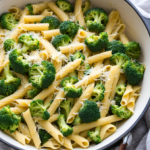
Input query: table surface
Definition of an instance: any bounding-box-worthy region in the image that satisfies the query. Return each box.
[0,8,150,150]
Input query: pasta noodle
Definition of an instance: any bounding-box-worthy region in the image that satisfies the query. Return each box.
[67,83,94,123]
[68,135,89,148]
[20,23,49,31]
[60,43,86,54]
[4,130,31,145]
[23,109,41,149]
[74,0,85,26]
[121,84,133,106]
[42,138,61,149]
[37,120,64,145]
[100,124,117,140]
[101,66,120,118]
[48,2,69,21]
[42,29,60,39]
[73,115,122,134]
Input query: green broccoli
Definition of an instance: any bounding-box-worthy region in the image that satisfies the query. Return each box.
[89,83,105,102]
[52,34,71,50]
[29,61,56,89]
[56,0,74,12]
[110,53,130,69]
[106,40,126,54]
[84,64,91,75]
[60,100,71,119]
[41,16,60,30]
[61,76,82,98]
[18,34,39,53]
[0,106,21,133]
[125,41,141,59]
[59,21,80,38]
[39,129,51,145]
[68,70,78,77]
[26,87,42,99]
[111,105,132,119]
[29,99,50,120]
[57,114,73,136]
[82,0,91,14]
[85,8,108,33]
[0,64,21,96]
[26,4,34,15]
[70,52,85,65]
[114,95,122,106]
[84,32,109,53]
[4,39,16,52]
[115,84,126,96]
[87,126,102,144]
[79,100,100,123]
[124,60,145,85]
[73,115,82,126]
[0,13,18,30]
[9,49,29,75]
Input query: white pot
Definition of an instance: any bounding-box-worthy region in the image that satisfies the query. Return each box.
[0,0,150,150]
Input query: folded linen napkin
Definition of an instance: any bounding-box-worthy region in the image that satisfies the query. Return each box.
[130,0,150,18]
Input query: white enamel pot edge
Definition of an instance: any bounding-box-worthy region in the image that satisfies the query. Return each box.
[0,0,150,150]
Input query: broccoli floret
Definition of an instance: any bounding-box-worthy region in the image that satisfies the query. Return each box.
[26,87,42,99]
[59,21,80,38]
[87,126,102,144]
[57,114,73,136]
[18,34,39,53]
[125,41,141,59]
[26,4,34,15]
[52,34,71,50]
[124,60,145,85]
[60,100,71,119]
[73,115,82,126]
[56,0,73,12]
[61,76,82,98]
[89,83,105,102]
[4,39,16,52]
[29,61,56,89]
[82,0,91,14]
[0,106,21,132]
[79,100,100,123]
[106,40,126,54]
[110,53,130,69]
[29,99,50,120]
[115,84,126,96]
[68,70,78,77]
[70,52,85,65]
[84,32,109,53]
[114,95,122,106]
[41,16,60,30]
[111,105,132,119]
[0,13,18,30]
[9,49,29,75]
[0,64,21,96]
[85,8,108,33]
[84,64,91,75]
[39,129,51,145]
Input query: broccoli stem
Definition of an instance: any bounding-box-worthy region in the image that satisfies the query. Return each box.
[4,65,15,83]
[95,14,102,24]
[21,45,29,53]
[95,126,100,134]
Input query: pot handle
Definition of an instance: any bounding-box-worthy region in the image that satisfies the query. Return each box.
[118,142,128,150]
